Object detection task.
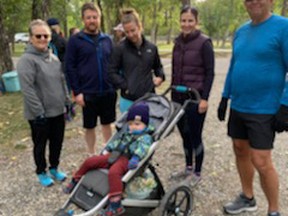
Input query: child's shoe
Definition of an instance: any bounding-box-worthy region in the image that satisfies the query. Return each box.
[63,179,78,194]
[37,173,54,187]
[97,201,125,216]
[50,168,67,182]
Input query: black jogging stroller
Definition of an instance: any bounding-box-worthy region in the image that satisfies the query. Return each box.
[55,85,201,216]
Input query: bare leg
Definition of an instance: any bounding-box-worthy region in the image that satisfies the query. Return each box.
[102,124,113,144]
[232,139,255,198]
[85,128,96,154]
[251,149,279,212]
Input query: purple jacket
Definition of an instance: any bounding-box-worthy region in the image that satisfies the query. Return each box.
[171,30,214,102]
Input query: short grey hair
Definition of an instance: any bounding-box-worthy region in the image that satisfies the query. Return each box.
[28,19,51,36]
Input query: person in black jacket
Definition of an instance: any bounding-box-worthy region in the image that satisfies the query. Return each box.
[108,8,165,113]
[47,18,70,91]
[46,18,67,63]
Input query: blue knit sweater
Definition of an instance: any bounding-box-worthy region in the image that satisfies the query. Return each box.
[222,15,288,114]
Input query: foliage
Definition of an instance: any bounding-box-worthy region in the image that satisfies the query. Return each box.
[196,0,248,46]
[2,0,31,41]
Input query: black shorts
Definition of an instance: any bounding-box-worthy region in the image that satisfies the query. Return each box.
[82,92,117,129]
[228,109,275,150]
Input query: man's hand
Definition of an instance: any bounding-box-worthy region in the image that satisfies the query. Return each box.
[75,93,85,107]
[217,97,228,121]
[273,105,288,133]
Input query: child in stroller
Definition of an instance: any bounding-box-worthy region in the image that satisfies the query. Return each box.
[64,102,154,216]
[56,86,201,216]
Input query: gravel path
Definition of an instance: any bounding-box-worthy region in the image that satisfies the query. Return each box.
[1,56,288,216]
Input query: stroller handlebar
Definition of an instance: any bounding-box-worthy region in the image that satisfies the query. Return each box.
[162,85,201,104]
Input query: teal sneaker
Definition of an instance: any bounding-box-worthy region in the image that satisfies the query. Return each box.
[37,173,54,187]
[50,168,67,182]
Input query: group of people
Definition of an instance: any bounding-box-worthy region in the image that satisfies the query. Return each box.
[16,0,288,216]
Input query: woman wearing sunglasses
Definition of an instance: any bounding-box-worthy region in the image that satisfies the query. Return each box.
[17,19,70,187]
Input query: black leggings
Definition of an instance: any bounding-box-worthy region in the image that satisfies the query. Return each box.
[177,104,206,173]
[29,114,65,174]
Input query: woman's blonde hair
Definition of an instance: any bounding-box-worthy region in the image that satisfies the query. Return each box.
[120,8,142,32]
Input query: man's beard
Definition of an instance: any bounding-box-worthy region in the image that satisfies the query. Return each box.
[85,24,99,34]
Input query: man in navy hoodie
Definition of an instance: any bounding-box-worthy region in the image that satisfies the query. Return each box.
[65,2,116,154]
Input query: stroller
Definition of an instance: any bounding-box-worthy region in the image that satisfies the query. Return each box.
[55,85,201,216]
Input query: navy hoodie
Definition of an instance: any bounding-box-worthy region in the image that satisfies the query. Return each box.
[65,31,114,96]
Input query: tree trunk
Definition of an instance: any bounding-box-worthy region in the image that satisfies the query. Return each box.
[96,0,105,32]
[150,2,158,44]
[181,0,190,6]
[32,0,41,19]
[41,0,51,20]
[115,0,125,24]
[0,4,13,75]
[166,6,174,45]
[281,0,288,16]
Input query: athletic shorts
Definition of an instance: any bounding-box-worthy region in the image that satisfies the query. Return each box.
[228,109,275,150]
[82,92,117,129]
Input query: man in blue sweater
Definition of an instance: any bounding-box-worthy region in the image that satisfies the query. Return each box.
[217,0,288,216]
[65,3,116,154]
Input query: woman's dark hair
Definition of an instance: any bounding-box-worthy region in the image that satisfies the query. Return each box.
[180,5,199,21]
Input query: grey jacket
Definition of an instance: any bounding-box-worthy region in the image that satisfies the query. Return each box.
[17,44,68,120]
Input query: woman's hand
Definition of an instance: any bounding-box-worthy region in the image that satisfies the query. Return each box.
[153,77,163,87]
[198,99,208,114]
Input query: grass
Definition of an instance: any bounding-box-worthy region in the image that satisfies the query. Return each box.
[0,91,84,155]
[0,92,30,154]
[11,43,27,57]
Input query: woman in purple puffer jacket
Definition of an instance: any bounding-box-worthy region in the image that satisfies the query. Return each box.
[170,5,215,186]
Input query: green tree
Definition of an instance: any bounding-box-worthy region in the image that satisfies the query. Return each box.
[0,2,13,74]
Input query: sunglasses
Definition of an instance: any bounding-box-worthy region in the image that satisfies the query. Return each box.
[34,34,49,39]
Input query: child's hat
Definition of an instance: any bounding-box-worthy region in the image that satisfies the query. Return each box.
[127,102,149,125]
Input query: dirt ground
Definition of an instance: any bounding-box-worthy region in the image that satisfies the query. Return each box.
[1,57,288,216]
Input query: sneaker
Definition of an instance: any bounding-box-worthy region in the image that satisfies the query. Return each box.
[223,193,257,214]
[188,172,201,187]
[268,212,281,216]
[37,173,54,187]
[50,168,67,181]
[63,179,78,194]
[97,206,125,216]
[169,167,193,180]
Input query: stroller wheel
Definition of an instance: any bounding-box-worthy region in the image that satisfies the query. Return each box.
[159,183,193,216]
